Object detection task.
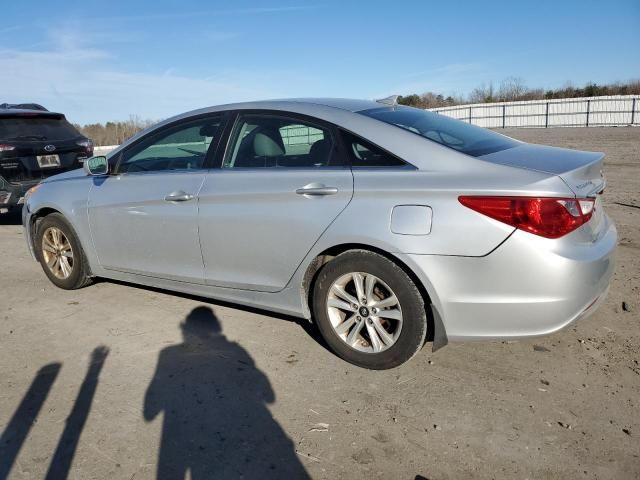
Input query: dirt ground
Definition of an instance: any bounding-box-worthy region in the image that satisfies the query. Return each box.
[0,127,638,480]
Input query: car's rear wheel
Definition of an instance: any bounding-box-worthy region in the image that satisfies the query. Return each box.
[312,250,427,369]
[35,213,92,290]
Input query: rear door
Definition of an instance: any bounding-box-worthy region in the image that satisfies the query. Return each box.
[198,111,353,292]
[88,114,226,283]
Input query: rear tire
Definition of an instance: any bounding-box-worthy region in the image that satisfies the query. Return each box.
[312,250,427,369]
[35,213,92,290]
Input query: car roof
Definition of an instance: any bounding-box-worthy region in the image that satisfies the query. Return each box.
[109,96,512,175]
[124,98,389,147]
[182,98,384,118]
[261,98,383,112]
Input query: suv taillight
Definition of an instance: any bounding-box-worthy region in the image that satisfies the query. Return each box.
[76,139,94,156]
[458,196,595,239]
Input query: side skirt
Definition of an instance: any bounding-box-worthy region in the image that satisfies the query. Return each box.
[90,267,306,319]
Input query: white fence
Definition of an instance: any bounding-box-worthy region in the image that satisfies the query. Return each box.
[429,95,639,128]
[94,145,118,155]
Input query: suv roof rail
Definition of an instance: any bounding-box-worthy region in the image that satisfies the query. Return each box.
[0,103,48,111]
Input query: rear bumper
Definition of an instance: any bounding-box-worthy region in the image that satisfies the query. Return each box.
[403,216,617,340]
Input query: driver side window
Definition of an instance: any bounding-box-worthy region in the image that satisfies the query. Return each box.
[118,116,223,173]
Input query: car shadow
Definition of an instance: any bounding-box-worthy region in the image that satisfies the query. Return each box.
[101,277,437,350]
[0,207,22,226]
[102,278,332,355]
[144,306,310,479]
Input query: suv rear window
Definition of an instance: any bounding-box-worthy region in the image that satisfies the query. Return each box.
[359,106,518,157]
[0,117,81,142]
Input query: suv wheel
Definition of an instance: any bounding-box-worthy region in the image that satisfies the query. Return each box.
[312,250,427,369]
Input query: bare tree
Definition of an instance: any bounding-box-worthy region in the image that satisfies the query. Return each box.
[469,82,496,103]
[75,115,156,146]
[497,77,529,101]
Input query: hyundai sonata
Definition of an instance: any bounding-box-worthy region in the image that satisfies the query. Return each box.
[22,98,616,369]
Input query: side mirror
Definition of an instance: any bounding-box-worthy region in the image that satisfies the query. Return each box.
[84,156,109,176]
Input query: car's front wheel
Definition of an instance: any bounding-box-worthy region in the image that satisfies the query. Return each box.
[312,250,428,369]
[35,213,92,290]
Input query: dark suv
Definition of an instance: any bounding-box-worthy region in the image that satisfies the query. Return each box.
[0,105,93,213]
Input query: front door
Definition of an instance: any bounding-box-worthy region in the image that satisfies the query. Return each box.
[88,115,225,284]
[198,112,353,292]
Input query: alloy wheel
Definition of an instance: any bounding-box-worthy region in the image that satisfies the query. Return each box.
[41,227,74,280]
[326,272,403,353]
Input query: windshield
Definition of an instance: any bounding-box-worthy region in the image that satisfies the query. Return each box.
[0,117,81,142]
[359,106,519,157]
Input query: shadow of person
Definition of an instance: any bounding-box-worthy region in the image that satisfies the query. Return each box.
[0,363,61,480]
[144,306,309,480]
[45,346,109,480]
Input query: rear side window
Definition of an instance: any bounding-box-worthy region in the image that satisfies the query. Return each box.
[359,106,518,157]
[224,114,338,168]
[341,131,406,167]
[0,117,81,141]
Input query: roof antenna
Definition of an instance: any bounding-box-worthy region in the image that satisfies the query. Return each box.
[376,95,400,106]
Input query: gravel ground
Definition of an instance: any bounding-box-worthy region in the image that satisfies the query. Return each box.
[0,127,638,479]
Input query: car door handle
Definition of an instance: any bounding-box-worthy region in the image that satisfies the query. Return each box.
[295,184,338,196]
[164,191,194,202]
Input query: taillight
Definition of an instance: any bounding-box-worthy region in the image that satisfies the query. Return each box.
[76,139,94,156]
[0,144,15,152]
[458,196,595,239]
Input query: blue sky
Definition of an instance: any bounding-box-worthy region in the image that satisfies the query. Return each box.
[2,0,638,124]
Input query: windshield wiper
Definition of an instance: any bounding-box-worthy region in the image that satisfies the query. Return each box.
[7,135,48,141]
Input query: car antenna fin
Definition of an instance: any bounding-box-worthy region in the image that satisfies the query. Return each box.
[375,95,400,106]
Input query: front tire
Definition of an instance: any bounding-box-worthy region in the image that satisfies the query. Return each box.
[35,213,92,290]
[312,250,427,369]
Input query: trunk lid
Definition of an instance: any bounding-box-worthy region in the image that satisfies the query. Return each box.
[479,143,605,197]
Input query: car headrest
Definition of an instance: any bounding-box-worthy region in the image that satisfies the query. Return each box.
[254,132,285,157]
[309,138,332,164]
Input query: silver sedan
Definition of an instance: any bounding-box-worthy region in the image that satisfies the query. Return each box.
[22,98,617,369]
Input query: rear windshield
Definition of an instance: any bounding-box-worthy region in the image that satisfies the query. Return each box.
[0,117,81,142]
[359,106,518,157]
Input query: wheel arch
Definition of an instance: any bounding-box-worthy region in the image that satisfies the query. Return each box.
[28,206,64,250]
[31,205,63,220]
[300,242,447,347]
